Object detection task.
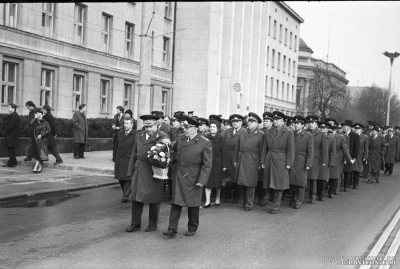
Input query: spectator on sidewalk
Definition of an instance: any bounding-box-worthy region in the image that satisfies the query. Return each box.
[112,106,125,160]
[42,105,63,165]
[30,108,51,173]
[24,101,36,161]
[124,109,137,130]
[1,103,20,167]
[113,117,136,203]
[72,104,88,159]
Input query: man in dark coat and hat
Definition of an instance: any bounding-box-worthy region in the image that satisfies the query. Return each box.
[384,127,400,175]
[72,104,88,159]
[42,105,63,165]
[342,120,359,191]
[1,103,20,167]
[367,126,387,183]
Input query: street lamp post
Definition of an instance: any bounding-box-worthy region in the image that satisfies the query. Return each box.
[383,51,400,126]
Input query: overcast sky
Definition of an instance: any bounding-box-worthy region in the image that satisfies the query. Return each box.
[288,1,400,91]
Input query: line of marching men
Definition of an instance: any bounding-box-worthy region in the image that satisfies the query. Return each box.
[119,109,399,237]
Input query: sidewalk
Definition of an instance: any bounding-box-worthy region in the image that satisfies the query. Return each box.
[0,151,118,203]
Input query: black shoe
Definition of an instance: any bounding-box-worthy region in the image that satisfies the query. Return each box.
[309,201,316,204]
[259,203,267,206]
[244,207,252,211]
[200,203,211,208]
[344,189,348,192]
[318,197,324,201]
[353,186,356,189]
[54,161,63,165]
[163,229,177,237]
[270,209,278,214]
[23,158,31,161]
[121,199,128,203]
[74,156,79,159]
[376,180,380,183]
[145,226,157,232]
[328,194,333,198]
[2,164,13,167]
[232,197,240,204]
[79,156,85,159]
[211,202,220,206]
[294,205,301,209]
[185,231,196,236]
[126,225,141,232]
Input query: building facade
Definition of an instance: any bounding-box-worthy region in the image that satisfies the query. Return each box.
[173,1,303,118]
[0,2,174,118]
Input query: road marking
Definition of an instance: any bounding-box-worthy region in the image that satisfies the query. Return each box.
[0,168,23,173]
[360,208,400,269]
[378,227,400,269]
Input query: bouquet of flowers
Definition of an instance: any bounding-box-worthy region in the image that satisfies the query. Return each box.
[147,139,171,180]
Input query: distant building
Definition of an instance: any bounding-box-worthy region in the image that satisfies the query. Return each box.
[297,38,349,118]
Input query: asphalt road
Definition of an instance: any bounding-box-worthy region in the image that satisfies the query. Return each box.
[1,171,400,269]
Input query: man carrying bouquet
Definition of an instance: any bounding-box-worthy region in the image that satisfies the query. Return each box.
[163,116,213,237]
[126,114,167,233]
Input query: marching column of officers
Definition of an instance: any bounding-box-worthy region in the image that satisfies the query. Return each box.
[111,107,399,237]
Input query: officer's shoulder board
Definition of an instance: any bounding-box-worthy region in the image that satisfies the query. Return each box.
[199,135,209,142]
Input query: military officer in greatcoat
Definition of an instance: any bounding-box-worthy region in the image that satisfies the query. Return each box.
[289,116,313,209]
[367,126,387,183]
[233,112,264,211]
[163,116,212,237]
[352,123,369,188]
[126,115,166,233]
[306,115,328,204]
[384,127,400,175]
[262,111,295,214]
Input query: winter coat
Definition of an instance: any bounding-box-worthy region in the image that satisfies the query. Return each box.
[343,131,360,173]
[307,128,328,180]
[330,134,352,179]
[43,112,57,148]
[262,126,295,190]
[171,133,212,207]
[114,129,136,181]
[112,113,125,139]
[127,129,166,203]
[225,128,246,180]
[205,133,227,189]
[1,111,20,148]
[384,134,400,164]
[353,134,368,172]
[318,134,336,181]
[72,111,88,144]
[368,135,386,173]
[233,128,264,187]
[289,129,313,187]
[30,118,51,161]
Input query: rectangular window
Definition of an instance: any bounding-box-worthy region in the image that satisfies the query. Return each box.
[164,2,172,19]
[284,28,287,46]
[100,79,110,113]
[42,3,54,37]
[102,13,112,53]
[294,35,298,51]
[266,46,269,66]
[277,52,281,71]
[282,82,284,99]
[265,75,268,96]
[40,69,53,106]
[283,55,286,73]
[271,49,275,68]
[123,83,133,109]
[74,4,86,46]
[73,75,84,110]
[1,62,17,104]
[293,86,296,105]
[293,61,296,77]
[161,89,169,115]
[125,22,135,59]
[163,37,171,68]
[276,80,279,98]
[268,16,271,36]
[288,58,291,75]
[273,20,277,39]
[290,32,292,49]
[4,3,18,28]
[151,31,155,64]
[287,83,290,101]
[279,24,282,42]
[270,77,274,97]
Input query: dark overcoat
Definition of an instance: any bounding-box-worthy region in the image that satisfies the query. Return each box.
[72,111,88,143]
[258,127,273,182]
[205,133,227,189]
[127,129,165,203]
[289,129,313,187]
[318,134,336,180]
[353,134,368,172]
[307,128,328,180]
[225,128,246,180]
[233,128,264,187]
[262,126,295,190]
[330,134,351,179]
[343,131,360,173]
[368,135,386,172]
[1,111,20,148]
[113,113,125,139]
[114,129,136,181]
[172,133,212,207]
[384,135,400,164]
[43,112,57,148]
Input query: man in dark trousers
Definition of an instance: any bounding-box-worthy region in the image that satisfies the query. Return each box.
[42,105,63,165]
[163,116,212,237]
[112,106,125,159]
[24,101,36,161]
[342,120,359,191]
[72,104,88,159]
[126,114,165,233]
[1,103,20,167]
[384,127,400,176]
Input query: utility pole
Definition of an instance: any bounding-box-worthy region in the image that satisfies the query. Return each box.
[383,51,400,126]
[137,2,153,130]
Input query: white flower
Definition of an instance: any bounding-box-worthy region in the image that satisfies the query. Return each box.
[159,152,165,157]
[161,157,166,162]
[150,146,157,151]
[153,155,159,159]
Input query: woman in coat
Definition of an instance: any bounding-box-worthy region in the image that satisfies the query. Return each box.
[30,108,51,173]
[202,120,227,208]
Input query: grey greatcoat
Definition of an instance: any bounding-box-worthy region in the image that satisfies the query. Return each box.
[114,129,136,181]
[289,129,313,187]
[72,111,88,143]
[330,134,352,179]
[262,126,295,190]
[384,134,400,164]
[233,128,264,187]
[368,135,386,173]
[225,128,246,181]
[307,128,328,180]
[353,134,369,172]
[127,130,165,204]
[172,133,212,207]
[318,134,336,181]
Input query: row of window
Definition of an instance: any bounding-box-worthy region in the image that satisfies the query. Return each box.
[268,16,298,51]
[266,47,296,76]
[1,59,171,115]
[265,107,296,117]
[3,3,172,67]
[265,75,295,103]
